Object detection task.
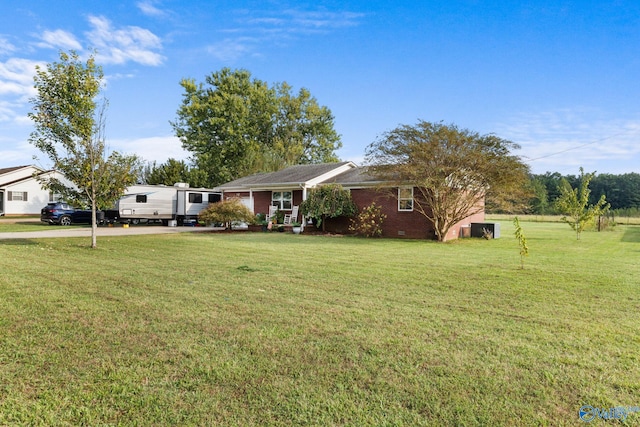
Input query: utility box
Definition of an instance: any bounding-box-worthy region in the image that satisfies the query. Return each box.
[470,222,500,239]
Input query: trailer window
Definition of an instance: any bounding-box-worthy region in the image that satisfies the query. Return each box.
[136,195,147,203]
[208,194,221,203]
[189,193,203,203]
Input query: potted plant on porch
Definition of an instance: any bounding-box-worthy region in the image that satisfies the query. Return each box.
[291,222,302,234]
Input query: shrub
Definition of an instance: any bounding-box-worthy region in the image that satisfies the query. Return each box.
[198,198,255,229]
[349,202,386,237]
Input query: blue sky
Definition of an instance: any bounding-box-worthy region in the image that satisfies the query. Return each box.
[1,0,639,175]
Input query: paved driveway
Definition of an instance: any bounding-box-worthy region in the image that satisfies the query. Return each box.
[0,225,220,240]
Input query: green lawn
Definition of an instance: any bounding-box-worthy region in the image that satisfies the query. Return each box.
[0,217,52,232]
[1,222,639,425]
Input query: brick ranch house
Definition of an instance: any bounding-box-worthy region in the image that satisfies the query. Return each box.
[218,161,485,241]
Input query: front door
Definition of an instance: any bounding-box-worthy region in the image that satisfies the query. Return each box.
[240,197,253,213]
[0,191,4,215]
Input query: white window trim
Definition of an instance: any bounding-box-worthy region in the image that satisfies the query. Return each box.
[271,191,293,210]
[8,191,28,202]
[398,187,413,211]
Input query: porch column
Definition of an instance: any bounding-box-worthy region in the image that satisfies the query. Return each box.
[301,185,307,230]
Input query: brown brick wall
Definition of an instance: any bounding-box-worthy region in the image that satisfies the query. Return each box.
[224,190,302,222]
[325,187,484,241]
[225,187,484,241]
[323,188,435,239]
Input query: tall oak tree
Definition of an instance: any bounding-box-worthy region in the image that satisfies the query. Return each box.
[171,68,341,187]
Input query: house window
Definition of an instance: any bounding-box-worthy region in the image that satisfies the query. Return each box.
[8,191,28,202]
[272,191,292,210]
[136,195,147,203]
[189,193,203,203]
[398,187,413,211]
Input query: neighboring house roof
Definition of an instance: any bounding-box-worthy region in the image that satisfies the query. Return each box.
[0,165,46,187]
[0,166,30,175]
[219,161,358,190]
[1,175,37,188]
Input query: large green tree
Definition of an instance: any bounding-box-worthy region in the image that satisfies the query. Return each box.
[29,51,141,248]
[143,158,207,188]
[365,121,530,241]
[171,68,341,187]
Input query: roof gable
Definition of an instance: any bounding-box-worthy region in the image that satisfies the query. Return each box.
[0,165,32,177]
[219,162,357,190]
[325,166,384,187]
[0,165,46,187]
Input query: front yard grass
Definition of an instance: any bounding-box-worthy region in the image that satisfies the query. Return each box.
[0,217,50,232]
[0,222,639,425]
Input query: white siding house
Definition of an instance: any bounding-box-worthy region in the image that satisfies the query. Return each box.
[0,165,62,216]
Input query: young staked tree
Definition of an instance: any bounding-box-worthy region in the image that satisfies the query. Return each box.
[513,216,529,269]
[29,51,141,248]
[555,167,609,240]
[365,121,530,242]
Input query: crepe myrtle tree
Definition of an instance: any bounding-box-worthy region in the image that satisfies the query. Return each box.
[300,183,358,232]
[29,51,141,248]
[365,120,530,242]
[198,198,255,229]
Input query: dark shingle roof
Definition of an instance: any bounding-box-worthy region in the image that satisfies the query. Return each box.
[0,165,30,176]
[219,162,353,189]
[325,166,383,186]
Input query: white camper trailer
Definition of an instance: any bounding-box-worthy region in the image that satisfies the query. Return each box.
[114,183,221,225]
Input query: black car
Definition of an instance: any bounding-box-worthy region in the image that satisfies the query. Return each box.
[40,202,103,225]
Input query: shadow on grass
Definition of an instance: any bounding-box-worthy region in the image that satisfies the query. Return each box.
[621,226,640,243]
[0,238,38,246]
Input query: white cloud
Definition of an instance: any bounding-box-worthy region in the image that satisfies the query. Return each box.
[206,37,259,62]
[86,15,165,66]
[110,135,189,163]
[0,101,15,122]
[137,0,167,18]
[0,58,42,100]
[0,139,37,166]
[0,37,16,56]
[37,29,83,51]
[494,109,640,174]
[283,9,365,31]
[211,8,364,61]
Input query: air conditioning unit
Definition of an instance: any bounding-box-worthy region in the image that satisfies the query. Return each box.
[470,223,500,239]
